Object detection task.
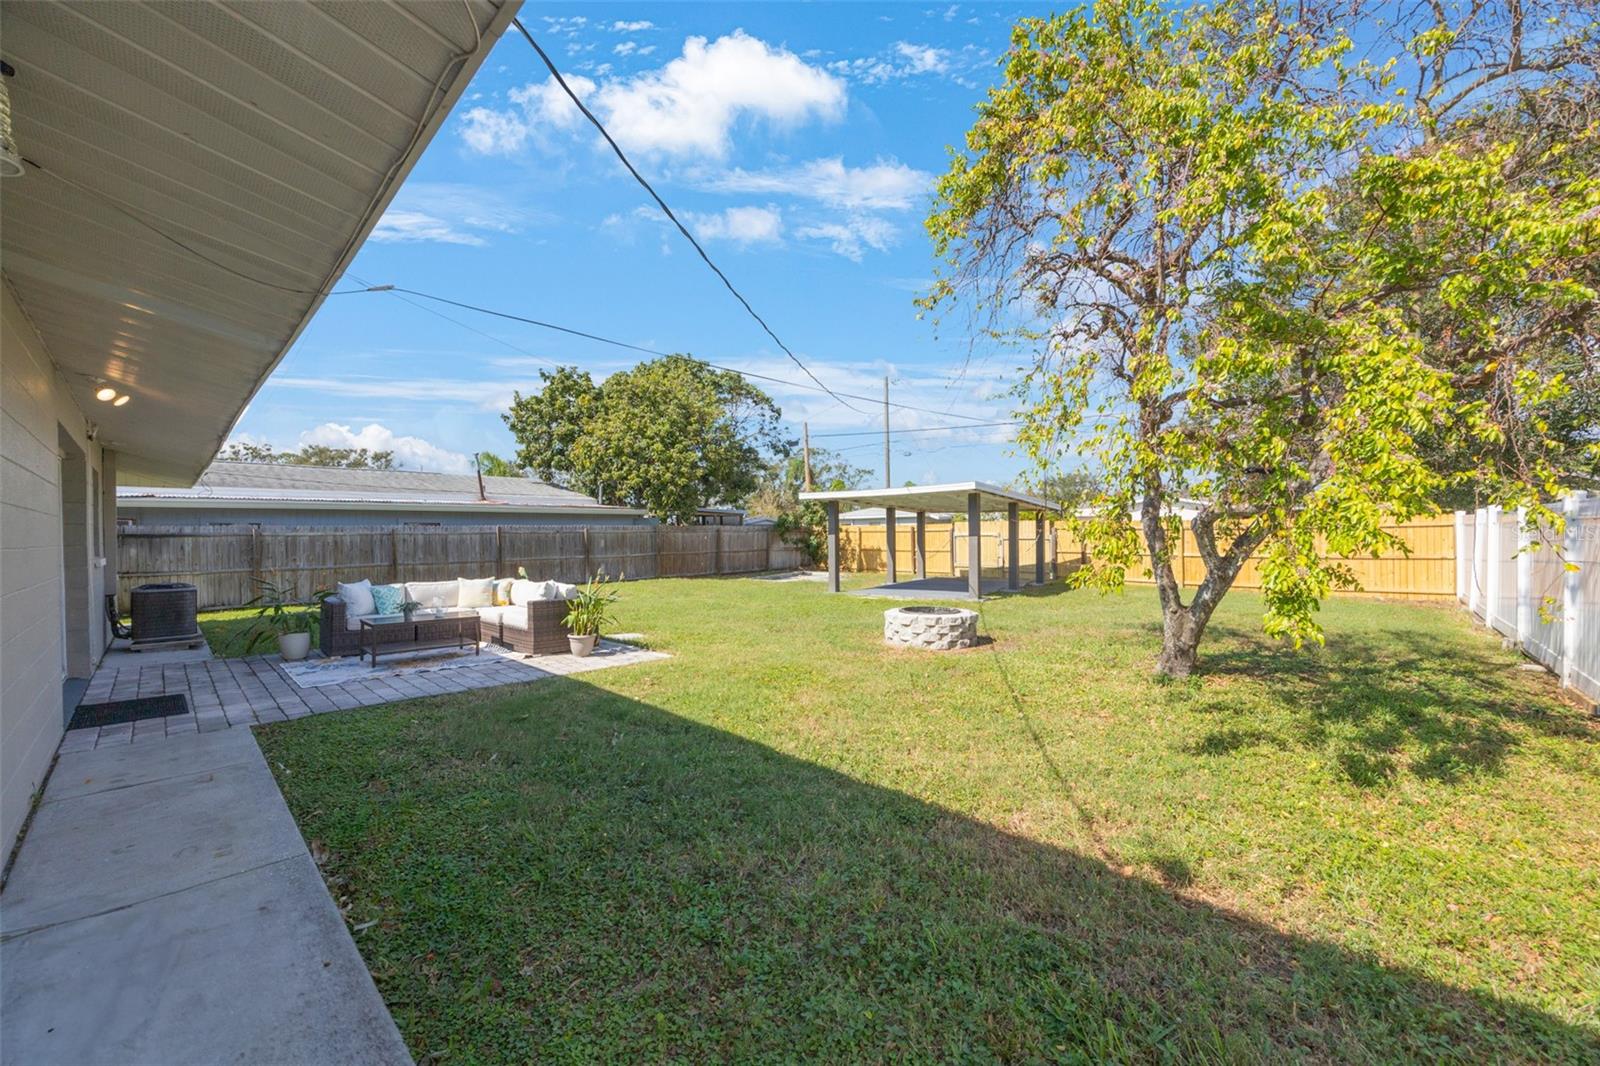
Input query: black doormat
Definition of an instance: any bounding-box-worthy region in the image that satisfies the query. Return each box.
[68,693,189,731]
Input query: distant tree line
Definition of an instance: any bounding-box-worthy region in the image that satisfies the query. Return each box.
[218,441,396,469]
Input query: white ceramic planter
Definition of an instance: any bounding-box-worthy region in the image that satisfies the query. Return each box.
[278,631,312,661]
[568,633,598,658]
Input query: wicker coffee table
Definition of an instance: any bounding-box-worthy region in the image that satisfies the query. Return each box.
[359,609,481,666]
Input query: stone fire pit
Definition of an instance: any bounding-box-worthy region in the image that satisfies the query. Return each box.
[883,605,979,650]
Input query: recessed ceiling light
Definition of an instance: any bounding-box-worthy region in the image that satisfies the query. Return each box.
[95,385,117,402]
[112,394,130,407]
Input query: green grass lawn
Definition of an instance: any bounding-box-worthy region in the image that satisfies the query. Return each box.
[256,576,1599,1062]
[198,606,316,657]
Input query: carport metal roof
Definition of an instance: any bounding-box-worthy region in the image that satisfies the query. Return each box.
[799,481,1056,514]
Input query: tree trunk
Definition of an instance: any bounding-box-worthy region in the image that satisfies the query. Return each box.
[1156,602,1205,678]
[1148,508,1268,678]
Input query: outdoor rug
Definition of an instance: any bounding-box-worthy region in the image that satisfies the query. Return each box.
[279,639,667,689]
[68,693,189,731]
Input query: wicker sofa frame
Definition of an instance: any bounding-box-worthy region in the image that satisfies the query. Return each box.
[320,595,572,658]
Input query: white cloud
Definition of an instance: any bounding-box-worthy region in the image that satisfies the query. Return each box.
[611,20,655,32]
[371,183,540,246]
[295,423,473,473]
[795,216,899,261]
[686,205,784,245]
[371,210,488,246]
[892,41,950,74]
[597,32,845,157]
[458,106,534,154]
[827,41,954,84]
[508,74,597,130]
[612,41,656,57]
[704,157,932,210]
[462,32,845,160]
[541,15,588,36]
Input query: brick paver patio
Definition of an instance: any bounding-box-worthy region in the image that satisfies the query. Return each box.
[65,641,665,752]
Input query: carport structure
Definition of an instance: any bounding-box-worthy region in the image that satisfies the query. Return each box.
[800,482,1058,600]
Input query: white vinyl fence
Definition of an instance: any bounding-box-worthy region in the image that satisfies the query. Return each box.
[1456,493,1600,705]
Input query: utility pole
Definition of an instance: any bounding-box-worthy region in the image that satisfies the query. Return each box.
[802,421,813,491]
[883,374,891,488]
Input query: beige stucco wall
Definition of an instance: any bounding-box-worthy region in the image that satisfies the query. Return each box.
[2,280,108,854]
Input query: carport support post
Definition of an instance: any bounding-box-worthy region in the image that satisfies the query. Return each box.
[884,506,897,583]
[1034,515,1045,585]
[826,501,841,593]
[1007,503,1020,591]
[966,492,982,600]
[914,511,927,580]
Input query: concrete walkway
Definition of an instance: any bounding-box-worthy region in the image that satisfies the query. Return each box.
[0,728,412,1065]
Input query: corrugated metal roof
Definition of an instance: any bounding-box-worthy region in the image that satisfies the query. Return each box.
[0,0,519,485]
[118,461,638,513]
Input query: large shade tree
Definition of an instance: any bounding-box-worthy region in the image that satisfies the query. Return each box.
[925,0,1598,675]
[504,355,787,523]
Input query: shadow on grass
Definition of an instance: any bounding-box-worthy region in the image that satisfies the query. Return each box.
[259,680,1597,1063]
[1117,613,1597,787]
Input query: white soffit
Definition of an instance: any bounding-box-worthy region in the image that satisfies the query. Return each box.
[0,0,518,485]
[800,481,1058,514]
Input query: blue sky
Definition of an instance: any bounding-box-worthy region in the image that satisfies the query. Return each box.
[233,2,1054,485]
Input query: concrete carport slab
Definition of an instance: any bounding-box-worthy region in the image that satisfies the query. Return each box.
[0,728,410,1065]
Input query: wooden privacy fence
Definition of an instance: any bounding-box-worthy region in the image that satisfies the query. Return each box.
[839,520,1067,577]
[838,516,1457,599]
[117,524,791,610]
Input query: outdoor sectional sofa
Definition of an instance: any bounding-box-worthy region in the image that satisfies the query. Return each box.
[320,577,575,658]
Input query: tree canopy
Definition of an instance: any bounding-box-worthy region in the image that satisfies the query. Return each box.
[475,451,525,478]
[925,0,1598,675]
[217,442,396,469]
[503,355,788,523]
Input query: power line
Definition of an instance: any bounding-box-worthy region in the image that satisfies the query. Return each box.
[510,17,864,415]
[811,420,1020,439]
[352,284,1004,424]
[345,275,562,369]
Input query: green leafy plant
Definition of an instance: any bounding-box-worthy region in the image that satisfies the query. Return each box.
[399,599,423,617]
[562,572,619,637]
[232,581,327,653]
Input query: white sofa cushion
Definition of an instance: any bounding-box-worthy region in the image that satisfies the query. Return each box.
[405,580,459,610]
[469,605,527,630]
[542,581,578,600]
[457,577,495,608]
[337,580,375,630]
[508,579,543,606]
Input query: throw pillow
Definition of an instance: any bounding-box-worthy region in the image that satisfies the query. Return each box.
[370,583,405,615]
[458,577,495,608]
[541,581,579,600]
[494,578,515,606]
[336,579,375,616]
[508,579,542,606]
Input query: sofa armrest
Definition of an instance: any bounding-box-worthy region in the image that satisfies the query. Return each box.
[319,597,346,657]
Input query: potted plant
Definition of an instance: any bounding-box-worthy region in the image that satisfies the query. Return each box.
[237,580,322,661]
[562,572,618,657]
[399,598,422,621]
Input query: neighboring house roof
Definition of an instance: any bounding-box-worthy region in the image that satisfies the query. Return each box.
[0,1,519,485]
[118,462,645,517]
